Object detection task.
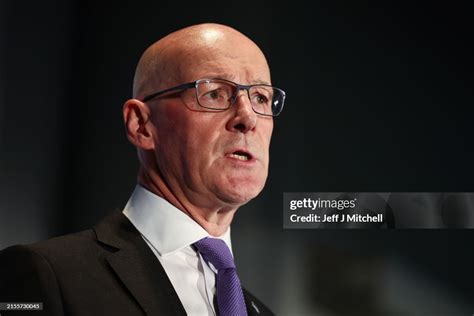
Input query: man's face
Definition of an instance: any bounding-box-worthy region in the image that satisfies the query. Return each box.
[148,41,273,209]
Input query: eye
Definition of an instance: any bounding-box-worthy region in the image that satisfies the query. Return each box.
[202,89,226,100]
[250,86,272,106]
[255,94,268,104]
[251,93,269,105]
[207,90,220,99]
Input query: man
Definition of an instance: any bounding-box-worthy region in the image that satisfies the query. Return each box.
[0,23,285,315]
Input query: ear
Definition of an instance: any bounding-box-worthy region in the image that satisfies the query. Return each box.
[122,99,155,150]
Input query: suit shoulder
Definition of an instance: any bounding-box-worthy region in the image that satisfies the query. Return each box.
[29,229,96,253]
[0,229,99,267]
[0,243,65,311]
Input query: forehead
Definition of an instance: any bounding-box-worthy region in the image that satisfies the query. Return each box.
[175,45,271,85]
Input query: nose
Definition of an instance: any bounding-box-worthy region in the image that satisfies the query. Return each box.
[225,90,257,133]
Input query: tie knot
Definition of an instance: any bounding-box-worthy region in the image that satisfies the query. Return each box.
[193,237,236,270]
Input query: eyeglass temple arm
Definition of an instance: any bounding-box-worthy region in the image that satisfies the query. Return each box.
[141,82,196,102]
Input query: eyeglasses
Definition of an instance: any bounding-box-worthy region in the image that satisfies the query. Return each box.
[141,78,286,117]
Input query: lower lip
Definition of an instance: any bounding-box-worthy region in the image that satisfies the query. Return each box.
[225,155,256,165]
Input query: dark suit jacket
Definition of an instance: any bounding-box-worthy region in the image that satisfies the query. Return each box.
[0,211,273,315]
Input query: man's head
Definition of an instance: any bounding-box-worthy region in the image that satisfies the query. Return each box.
[123,23,279,234]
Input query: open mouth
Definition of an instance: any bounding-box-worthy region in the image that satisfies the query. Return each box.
[227,150,252,161]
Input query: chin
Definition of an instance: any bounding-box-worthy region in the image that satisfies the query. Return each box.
[216,179,266,206]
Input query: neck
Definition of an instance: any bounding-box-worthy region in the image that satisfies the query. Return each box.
[137,167,237,236]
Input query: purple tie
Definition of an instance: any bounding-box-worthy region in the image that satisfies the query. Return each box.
[194,237,248,316]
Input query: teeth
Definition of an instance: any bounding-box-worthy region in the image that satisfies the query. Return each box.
[228,153,249,161]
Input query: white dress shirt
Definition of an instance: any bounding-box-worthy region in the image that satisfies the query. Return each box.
[122,185,232,316]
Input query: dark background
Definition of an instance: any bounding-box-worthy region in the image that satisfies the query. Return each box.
[1,1,473,315]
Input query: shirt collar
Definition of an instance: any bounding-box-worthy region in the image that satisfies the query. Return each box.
[122,185,232,257]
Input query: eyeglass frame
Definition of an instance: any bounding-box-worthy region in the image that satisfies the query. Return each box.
[141,78,286,117]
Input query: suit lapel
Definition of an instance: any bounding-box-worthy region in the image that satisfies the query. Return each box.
[243,289,259,316]
[94,211,186,315]
[243,288,274,316]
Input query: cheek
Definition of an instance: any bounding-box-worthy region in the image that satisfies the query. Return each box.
[187,118,224,158]
[152,105,197,172]
[173,115,224,179]
[261,121,274,160]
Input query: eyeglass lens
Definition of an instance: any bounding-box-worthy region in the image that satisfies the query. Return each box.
[196,80,283,116]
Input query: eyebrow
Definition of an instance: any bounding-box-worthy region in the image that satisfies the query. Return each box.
[252,79,271,85]
[203,73,271,86]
